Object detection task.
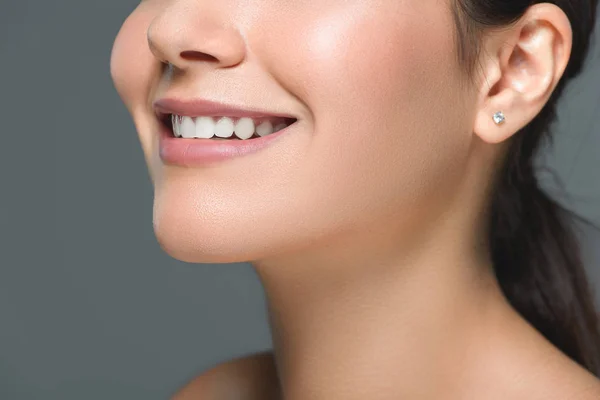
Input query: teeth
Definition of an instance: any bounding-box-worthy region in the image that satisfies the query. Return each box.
[274,123,287,133]
[214,117,235,138]
[234,118,255,140]
[180,116,196,138]
[256,121,274,137]
[170,115,294,140]
[195,116,215,139]
[171,115,178,136]
[172,115,182,137]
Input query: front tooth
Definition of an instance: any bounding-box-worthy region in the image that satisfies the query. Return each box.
[214,117,235,138]
[256,120,274,137]
[195,116,215,138]
[180,116,196,138]
[234,118,255,140]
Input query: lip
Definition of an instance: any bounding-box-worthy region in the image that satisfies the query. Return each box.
[158,119,295,167]
[153,97,298,119]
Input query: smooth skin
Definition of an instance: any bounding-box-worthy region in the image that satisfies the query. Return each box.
[111,0,600,398]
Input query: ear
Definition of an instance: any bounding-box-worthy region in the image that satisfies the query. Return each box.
[473,3,572,144]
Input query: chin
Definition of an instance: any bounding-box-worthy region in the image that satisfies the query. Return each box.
[150,196,291,265]
[152,225,260,265]
[152,214,254,264]
[155,240,250,264]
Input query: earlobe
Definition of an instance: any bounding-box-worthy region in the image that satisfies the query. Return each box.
[473,3,572,145]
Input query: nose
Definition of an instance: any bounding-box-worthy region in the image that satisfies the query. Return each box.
[147,2,246,70]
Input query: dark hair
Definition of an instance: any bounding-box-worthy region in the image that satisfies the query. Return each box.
[451,0,600,375]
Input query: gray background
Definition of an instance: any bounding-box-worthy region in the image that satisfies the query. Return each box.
[0,0,598,399]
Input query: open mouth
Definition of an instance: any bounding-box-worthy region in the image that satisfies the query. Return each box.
[159,114,298,140]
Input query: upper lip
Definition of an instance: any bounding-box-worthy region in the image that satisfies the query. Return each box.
[152,98,298,121]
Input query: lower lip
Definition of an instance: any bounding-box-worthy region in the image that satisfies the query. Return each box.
[158,123,293,166]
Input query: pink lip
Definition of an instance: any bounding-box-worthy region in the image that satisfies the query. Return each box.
[153,97,297,119]
[158,121,294,167]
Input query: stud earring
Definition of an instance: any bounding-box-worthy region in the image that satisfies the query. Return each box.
[493,111,506,125]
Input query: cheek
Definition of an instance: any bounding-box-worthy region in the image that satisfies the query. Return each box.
[110,5,157,114]
[110,4,163,180]
[260,2,472,223]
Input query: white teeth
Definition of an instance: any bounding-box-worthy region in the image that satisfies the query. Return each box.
[170,114,294,139]
[195,116,215,139]
[214,117,235,138]
[234,117,255,140]
[256,121,274,137]
[180,116,196,138]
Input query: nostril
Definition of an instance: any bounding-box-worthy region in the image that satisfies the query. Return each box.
[180,51,219,62]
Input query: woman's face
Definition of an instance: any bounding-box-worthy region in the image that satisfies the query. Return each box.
[111,0,478,264]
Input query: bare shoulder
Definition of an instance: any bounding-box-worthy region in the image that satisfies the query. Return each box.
[170,350,281,400]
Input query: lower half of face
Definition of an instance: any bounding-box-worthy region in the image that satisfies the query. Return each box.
[110,0,478,264]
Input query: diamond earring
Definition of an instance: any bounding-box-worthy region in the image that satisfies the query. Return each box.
[493,111,506,125]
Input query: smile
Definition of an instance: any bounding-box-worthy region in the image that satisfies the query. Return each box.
[153,98,299,166]
[169,115,296,140]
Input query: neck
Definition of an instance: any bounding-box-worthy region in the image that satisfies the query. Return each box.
[252,207,512,399]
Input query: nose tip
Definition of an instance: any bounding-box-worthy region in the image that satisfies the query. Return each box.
[147,7,246,70]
